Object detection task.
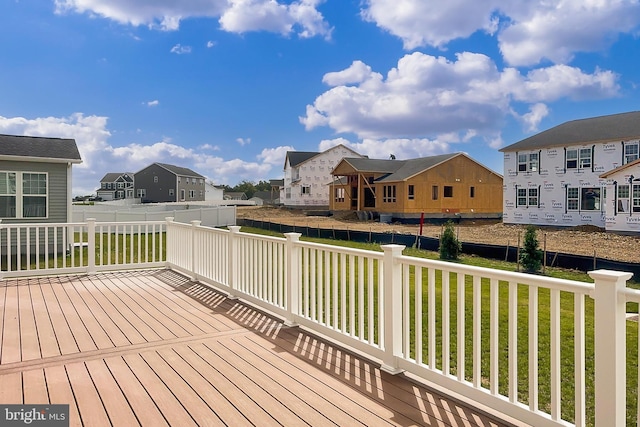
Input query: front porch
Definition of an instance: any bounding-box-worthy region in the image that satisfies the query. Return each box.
[0,269,506,426]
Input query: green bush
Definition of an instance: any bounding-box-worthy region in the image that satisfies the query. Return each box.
[520,225,543,272]
[439,221,461,260]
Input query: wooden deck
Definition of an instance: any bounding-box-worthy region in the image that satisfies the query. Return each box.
[0,269,513,426]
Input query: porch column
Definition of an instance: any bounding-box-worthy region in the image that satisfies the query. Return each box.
[589,269,633,427]
[284,232,302,326]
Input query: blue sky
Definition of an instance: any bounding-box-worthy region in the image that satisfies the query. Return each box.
[1,0,639,196]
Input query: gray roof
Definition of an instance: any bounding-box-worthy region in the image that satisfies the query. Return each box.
[155,163,204,178]
[269,179,284,187]
[336,153,460,182]
[100,172,133,182]
[0,134,82,162]
[286,151,318,167]
[500,111,640,152]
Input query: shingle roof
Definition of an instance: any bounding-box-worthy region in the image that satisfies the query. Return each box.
[156,163,204,178]
[336,153,460,182]
[500,111,640,152]
[286,151,318,167]
[269,179,284,187]
[0,134,82,162]
[100,172,133,182]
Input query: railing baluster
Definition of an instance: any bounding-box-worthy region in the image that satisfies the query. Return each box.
[457,272,465,382]
[575,293,586,427]
[490,278,499,395]
[403,263,410,357]
[550,288,561,420]
[442,270,450,375]
[509,281,518,402]
[415,266,423,364]
[473,275,481,388]
[529,285,539,411]
[428,268,436,369]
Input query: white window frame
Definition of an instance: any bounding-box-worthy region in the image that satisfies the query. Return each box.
[153,176,158,183]
[301,186,311,195]
[189,190,195,198]
[567,187,579,210]
[625,143,639,164]
[137,189,146,198]
[633,184,640,213]
[517,187,537,207]
[566,149,578,169]
[334,187,345,203]
[0,171,49,219]
[618,185,630,212]
[579,148,592,169]
[169,189,175,196]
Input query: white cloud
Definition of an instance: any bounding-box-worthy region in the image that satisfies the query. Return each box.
[257,145,294,166]
[520,103,549,132]
[319,137,451,161]
[219,0,332,39]
[54,0,332,38]
[360,0,640,66]
[200,143,220,151]
[301,52,619,142]
[146,100,159,107]
[206,40,216,48]
[0,113,282,195]
[236,137,251,146]
[170,44,192,54]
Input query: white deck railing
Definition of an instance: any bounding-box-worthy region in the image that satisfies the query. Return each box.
[1,218,637,426]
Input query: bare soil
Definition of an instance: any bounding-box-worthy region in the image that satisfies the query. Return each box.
[237,206,640,264]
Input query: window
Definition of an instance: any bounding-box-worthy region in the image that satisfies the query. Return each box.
[517,188,527,207]
[101,182,107,189]
[0,172,17,218]
[116,190,124,199]
[117,182,124,189]
[22,173,47,217]
[618,185,630,212]
[581,188,600,210]
[169,189,175,196]
[517,187,537,207]
[444,186,453,197]
[432,185,438,200]
[153,176,158,183]
[470,186,475,198]
[292,168,300,181]
[579,148,592,169]
[518,153,538,172]
[625,143,639,164]
[383,185,396,203]
[189,190,195,198]
[566,150,578,169]
[334,188,345,203]
[633,185,640,213]
[408,185,415,200]
[566,148,592,170]
[567,187,579,210]
[285,188,291,199]
[137,189,146,198]
[301,186,311,195]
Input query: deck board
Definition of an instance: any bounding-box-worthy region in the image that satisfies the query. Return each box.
[1,270,514,427]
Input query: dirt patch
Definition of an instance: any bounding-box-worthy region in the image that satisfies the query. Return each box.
[237,206,640,264]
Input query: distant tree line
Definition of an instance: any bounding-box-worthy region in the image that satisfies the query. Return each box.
[217,180,272,199]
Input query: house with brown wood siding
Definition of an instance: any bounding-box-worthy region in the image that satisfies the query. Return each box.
[329,152,502,222]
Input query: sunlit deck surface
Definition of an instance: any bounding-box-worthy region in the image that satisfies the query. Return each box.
[0,270,512,426]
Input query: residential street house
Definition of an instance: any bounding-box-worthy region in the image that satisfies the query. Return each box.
[134,163,205,203]
[329,153,503,221]
[283,144,364,208]
[0,134,82,224]
[96,172,134,201]
[500,111,640,230]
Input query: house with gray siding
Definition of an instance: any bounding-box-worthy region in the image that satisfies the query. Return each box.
[134,163,205,203]
[96,172,134,201]
[0,134,82,224]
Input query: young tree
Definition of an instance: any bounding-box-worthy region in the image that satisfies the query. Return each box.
[439,220,461,260]
[520,225,543,273]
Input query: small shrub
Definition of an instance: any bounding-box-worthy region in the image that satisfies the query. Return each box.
[520,225,543,272]
[439,221,461,260]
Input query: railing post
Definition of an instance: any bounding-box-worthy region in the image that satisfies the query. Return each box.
[284,232,302,327]
[589,269,633,427]
[227,226,241,299]
[190,220,201,277]
[381,244,405,374]
[165,217,175,267]
[87,218,96,275]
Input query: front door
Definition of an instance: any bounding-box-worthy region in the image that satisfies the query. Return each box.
[181,189,185,201]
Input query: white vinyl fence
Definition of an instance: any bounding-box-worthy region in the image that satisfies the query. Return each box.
[73,204,236,227]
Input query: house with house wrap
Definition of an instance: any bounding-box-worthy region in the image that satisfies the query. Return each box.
[282,144,364,208]
[500,111,640,230]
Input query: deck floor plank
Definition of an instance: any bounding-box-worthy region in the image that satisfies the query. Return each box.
[22,368,49,403]
[65,362,112,427]
[1,284,21,364]
[18,284,41,362]
[104,356,169,427]
[80,276,151,345]
[30,282,61,359]
[122,352,198,427]
[45,365,82,427]
[1,270,512,427]
[39,280,80,356]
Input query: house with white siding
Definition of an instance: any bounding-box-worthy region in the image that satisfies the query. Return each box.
[283,144,364,208]
[500,111,640,230]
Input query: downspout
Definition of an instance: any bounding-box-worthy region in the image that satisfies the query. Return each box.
[613,181,618,216]
[66,162,73,223]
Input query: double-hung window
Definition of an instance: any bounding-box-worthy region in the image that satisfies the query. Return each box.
[579,148,592,169]
[566,148,592,170]
[518,153,538,172]
[566,187,601,211]
[618,185,630,212]
[633,185,640,213]
[517,187,538,207]
[625,143,639,164]
[0,172,47,218]
[567,187,579,210]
